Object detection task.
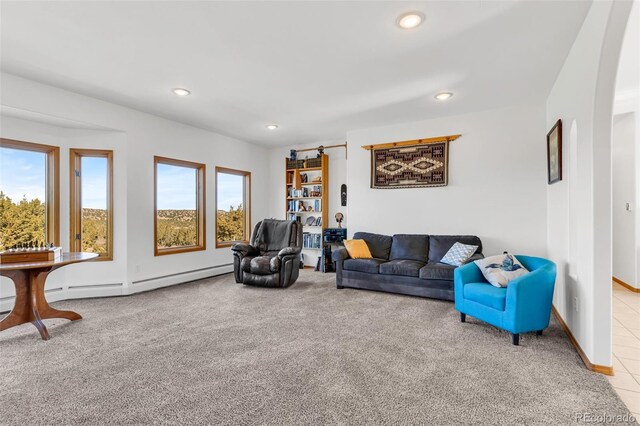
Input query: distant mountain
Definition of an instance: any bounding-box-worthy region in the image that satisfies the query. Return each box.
[82,208,107,221]
[157,209,196,221]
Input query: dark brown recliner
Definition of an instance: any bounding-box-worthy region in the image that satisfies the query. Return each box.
[231,219,303,287]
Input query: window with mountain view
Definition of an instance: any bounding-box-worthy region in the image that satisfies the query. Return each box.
[70,149,113,260]
[216,167,250,247]
[154,157,205,255]
[0,139,59,251]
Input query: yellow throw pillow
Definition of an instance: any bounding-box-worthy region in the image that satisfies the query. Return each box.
[344,239,373,259]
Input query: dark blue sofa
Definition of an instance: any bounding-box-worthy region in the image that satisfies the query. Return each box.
[333,232,483,301]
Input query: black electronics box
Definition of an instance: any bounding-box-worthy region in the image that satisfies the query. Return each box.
[323,228,347,243]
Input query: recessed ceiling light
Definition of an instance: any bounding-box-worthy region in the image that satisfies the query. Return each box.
[265,124,279,130]
[397,12,424,29]
[434,92,453,100]
[172,88,191,96]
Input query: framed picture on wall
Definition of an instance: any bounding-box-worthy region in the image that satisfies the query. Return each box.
[547,119,562,184]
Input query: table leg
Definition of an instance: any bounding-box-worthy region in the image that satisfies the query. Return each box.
[0,268,81,340]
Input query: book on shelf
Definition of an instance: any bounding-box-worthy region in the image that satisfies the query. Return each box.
[288,213,301,222]
[288,186,321,198]
[302,232,322,249]
[288,199,322,213]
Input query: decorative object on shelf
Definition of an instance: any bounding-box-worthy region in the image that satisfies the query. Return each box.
[547,119,562,184]
[341,184,347,206]
[301,173,308,183]
[306,216,317,226]
[290,149,297,161]
[362,134,460,189]
[335,212,344,228]
[312,176,322,183]
[317,145,324,157]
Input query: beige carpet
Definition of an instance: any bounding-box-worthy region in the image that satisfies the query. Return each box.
[0,270,635,425]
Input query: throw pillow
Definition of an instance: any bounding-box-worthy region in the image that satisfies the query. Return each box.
[474,252,529,288]
[344,239,373,259]
[440,242,478,266]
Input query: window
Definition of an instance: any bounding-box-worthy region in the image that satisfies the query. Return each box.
[70,149,113,260]
[154,156,205,256]
[0,138,59,250]
[216,167,251,248]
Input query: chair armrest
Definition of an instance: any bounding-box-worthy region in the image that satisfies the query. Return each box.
[231,243,259,257]
[332,248,350,263]
[454,262,484,285]
[278,246,301,258]
[504,263,557,331]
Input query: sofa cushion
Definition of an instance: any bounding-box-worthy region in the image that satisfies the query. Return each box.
[464,283,507,311]
[428,235,483,263]
[379,260,426,277]
[343,258,387,274]
[389,234,429,263]
[353,232,393,260]
[419,262,456,281]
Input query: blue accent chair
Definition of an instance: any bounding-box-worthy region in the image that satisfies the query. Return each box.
[454,255,556,345]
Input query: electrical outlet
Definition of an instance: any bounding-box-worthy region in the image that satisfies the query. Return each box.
[573,296,579,312]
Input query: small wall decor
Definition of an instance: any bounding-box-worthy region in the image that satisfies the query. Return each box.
[362,134,460,189]
[335,212,344,228]
[547,119,562,184]
[341,184,347,206]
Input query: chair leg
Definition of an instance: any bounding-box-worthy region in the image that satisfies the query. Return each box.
[536,330,543,336]
[512,333,520,346]
[460,313,466,323]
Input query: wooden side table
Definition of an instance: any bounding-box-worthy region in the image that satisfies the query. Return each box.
[0,252,98,340]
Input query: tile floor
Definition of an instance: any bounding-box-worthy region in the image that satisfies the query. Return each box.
[609,282,640,417]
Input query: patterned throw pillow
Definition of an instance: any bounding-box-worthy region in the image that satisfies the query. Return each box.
[474,252,529,288]
[440,242,478,266]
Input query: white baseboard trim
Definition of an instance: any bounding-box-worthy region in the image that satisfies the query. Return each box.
[0,264,234,314]
[128,264,233,294]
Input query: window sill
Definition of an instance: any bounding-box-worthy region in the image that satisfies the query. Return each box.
[155,245,206,256]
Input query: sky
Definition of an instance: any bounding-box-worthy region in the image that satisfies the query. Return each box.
[0,147,47,202]
[216,172,243,212]
[1,147,244,212]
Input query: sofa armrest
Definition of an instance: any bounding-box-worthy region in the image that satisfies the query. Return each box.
[332,248,350,263]
[463,253,484,264]
[278,246,301,259]
[231,243,259,257]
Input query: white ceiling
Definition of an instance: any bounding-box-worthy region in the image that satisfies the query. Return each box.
[0,1,592,147]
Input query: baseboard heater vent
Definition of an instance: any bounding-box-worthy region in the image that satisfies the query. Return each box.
[67,283,124,290]
[129,263,233,294]
[132,264,233,285]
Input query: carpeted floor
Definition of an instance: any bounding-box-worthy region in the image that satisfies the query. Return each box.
[0,270,636,425]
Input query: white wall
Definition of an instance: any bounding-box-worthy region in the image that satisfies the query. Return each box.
[345,103,548,257]
[545,0,633,367]
[0,73,269,311]
[267,140,347,266]
[612,112,637,287]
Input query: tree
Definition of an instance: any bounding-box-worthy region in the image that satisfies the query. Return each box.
[217,204,244,243]
[0,192,46,250]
